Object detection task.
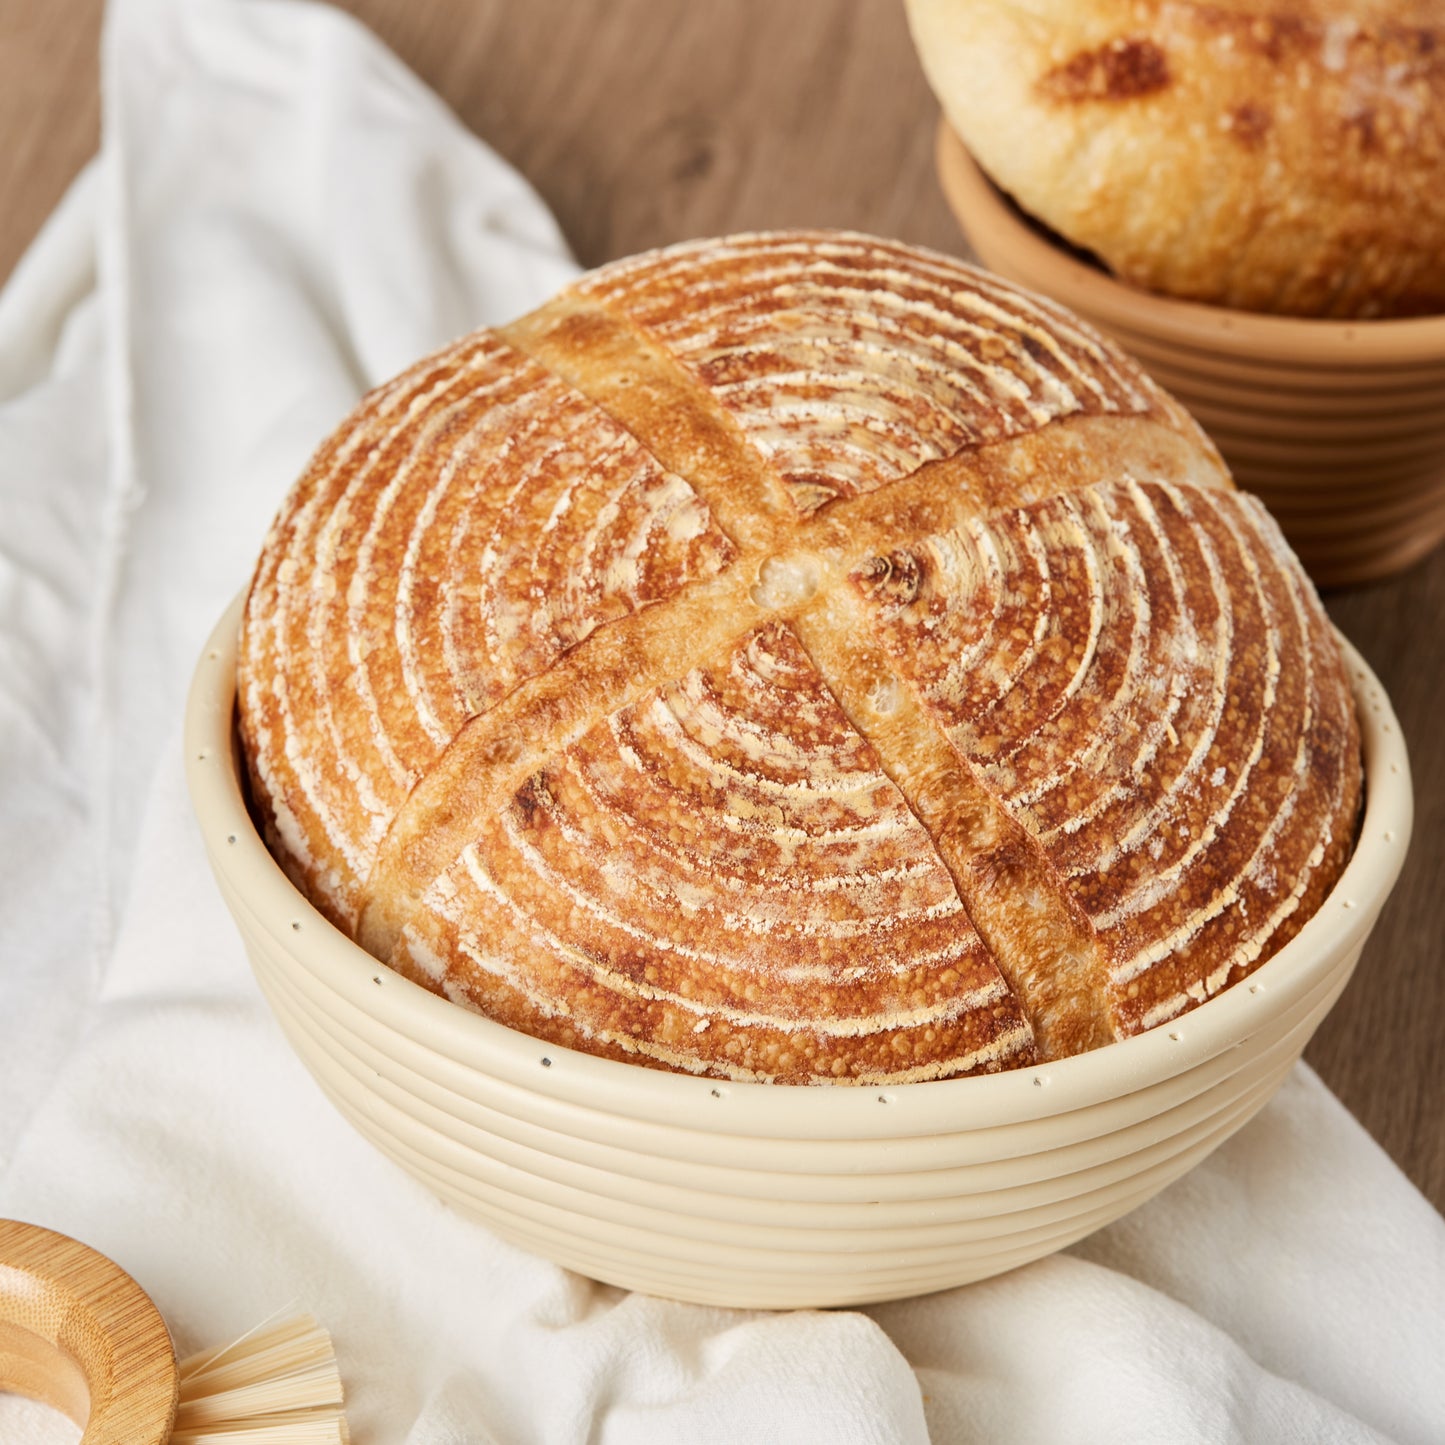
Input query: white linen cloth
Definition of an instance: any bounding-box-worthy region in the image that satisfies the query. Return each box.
[1,1,1442,1440]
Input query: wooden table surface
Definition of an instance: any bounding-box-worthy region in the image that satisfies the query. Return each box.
[4,0,1441,1211]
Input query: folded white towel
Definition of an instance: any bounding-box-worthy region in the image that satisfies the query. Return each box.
[1,1,1440,1441]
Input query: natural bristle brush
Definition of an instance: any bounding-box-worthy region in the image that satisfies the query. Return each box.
[0,1218,348,1442]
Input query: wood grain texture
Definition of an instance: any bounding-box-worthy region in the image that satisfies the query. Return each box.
[1,0,1439,1197]
[0,1219,178,1442]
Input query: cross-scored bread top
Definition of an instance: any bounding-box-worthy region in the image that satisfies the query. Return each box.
[237,231,1361,1083]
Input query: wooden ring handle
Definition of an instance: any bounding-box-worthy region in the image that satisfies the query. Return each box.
[0,1219,178,1443]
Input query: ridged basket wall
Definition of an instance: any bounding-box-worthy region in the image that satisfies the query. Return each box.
[186,595,1411,1310]
[935,121,1445,589]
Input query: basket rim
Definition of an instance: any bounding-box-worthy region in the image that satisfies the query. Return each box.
[186,591,1412,1140]
[934,118,1445,368]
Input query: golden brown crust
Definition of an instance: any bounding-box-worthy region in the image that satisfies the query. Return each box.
[238,231,1358,1082]
[790,588,1115,1061]
[393,621,1034,1084]
[852,478,1362,1033]
[906,0,1445,317]
[239,330,735,927]
[578,232,1169,507]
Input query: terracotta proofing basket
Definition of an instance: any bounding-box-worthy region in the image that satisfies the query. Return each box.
[185,596,1411,1310]
[936,121,1445,588]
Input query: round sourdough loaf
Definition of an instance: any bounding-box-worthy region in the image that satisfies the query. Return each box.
[237,232,1361,1084]
[905,0,1445,318]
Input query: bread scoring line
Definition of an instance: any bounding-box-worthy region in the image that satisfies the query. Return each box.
[489,291,1159,1058]
[345,269,1223,1064]
[787,588,1109,1062]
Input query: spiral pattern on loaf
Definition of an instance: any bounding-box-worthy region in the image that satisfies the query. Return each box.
[238,231,1360,1081]
[856,478,1359,1035]
[581,233,1152,511]
[240,332,734,922]
[395,622,1031,1082]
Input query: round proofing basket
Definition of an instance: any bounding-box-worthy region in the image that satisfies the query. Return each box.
[186,594,1411,1310]
[935,120,1445,589]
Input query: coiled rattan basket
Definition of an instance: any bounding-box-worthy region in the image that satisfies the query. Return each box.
[186,594,1410,1309]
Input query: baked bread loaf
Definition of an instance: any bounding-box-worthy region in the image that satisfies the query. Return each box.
[906,0,1445,318]
[238,231,1361,1083]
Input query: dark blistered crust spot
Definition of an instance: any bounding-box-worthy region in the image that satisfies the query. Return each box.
[855,549,926,609]
[512,774,553,830]
[1225,102,1272,147]
[1345,108,1379,154]
[1037,37,1171,103]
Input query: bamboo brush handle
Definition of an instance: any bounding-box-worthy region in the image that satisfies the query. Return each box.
[0,1219,178,1443]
